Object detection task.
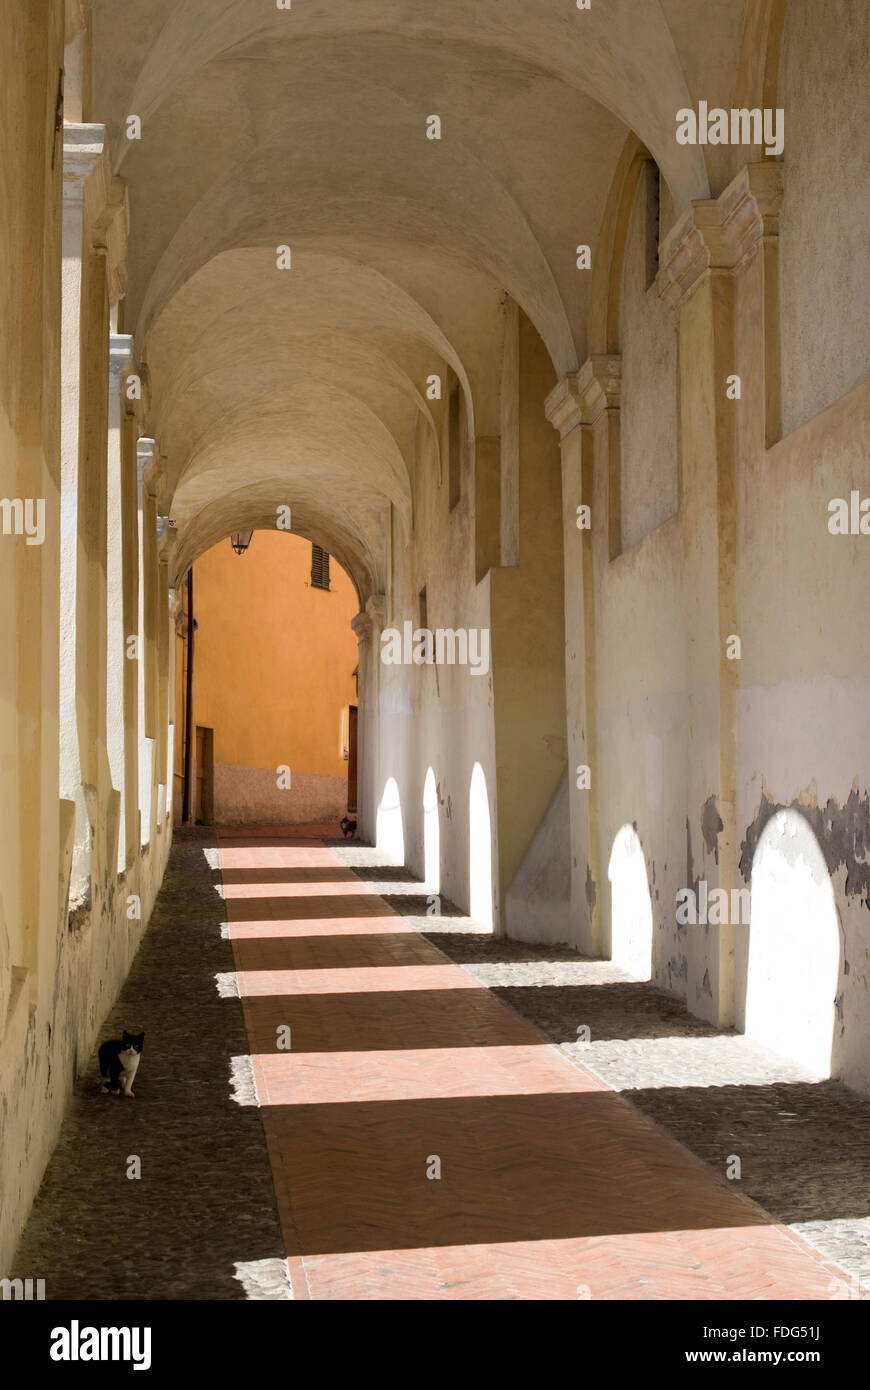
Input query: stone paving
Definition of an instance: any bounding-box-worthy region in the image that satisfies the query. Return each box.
[10,828,868,1300]
[10,828,289,1300]
[330,843,870,1290]
[219,831,850,1298]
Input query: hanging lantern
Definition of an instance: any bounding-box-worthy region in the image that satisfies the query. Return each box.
[230,529,253,555]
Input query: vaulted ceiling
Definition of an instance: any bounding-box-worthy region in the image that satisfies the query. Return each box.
[91,0,749,598]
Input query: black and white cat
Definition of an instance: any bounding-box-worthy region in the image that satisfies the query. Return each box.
[99,1031,144,1098]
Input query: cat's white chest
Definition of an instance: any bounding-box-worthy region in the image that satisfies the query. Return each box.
[119,1047,141,1096]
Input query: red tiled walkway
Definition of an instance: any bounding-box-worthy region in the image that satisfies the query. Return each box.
[218,830,847,1300]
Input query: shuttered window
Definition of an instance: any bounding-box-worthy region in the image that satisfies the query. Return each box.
[311,544,331,590]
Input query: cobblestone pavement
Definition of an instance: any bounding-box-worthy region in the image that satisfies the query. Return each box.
[11,828,289,1300]
[330,843,870,1290]
[11,829,866,1300]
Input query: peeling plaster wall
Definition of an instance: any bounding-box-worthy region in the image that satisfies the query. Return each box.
[779,0,870,436]
[736,373,870,1092]
[729,6,870,1085]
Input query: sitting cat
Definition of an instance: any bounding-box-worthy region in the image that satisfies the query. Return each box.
[98,1031,145,1098]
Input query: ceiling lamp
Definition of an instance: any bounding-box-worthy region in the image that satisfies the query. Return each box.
[230,530,254,556]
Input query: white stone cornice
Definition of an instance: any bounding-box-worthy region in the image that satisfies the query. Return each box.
[546,356,622,437]
[108,333,133,394]
[657,163,783,308]
[63,123,105,203]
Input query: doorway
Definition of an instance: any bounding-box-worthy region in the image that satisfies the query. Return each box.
[347,705,358,814]
[195,725,214,824]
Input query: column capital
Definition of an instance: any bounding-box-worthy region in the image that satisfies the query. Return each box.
[351,611,372,643]
[168,587,186,636]
[85,161,130,304]
[658,162,783,308]
[366,594,386,629]
[108,333,134,394]
[136,437,160,492]
[545,356,621,437]
[156,516,177,562]
[63,124,105,204]
[65,0,90,43]
[123,361,151,424]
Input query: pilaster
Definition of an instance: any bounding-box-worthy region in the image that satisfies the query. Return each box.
[654,164,782,1026]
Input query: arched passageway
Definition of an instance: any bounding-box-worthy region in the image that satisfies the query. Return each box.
[2,0,870,1306]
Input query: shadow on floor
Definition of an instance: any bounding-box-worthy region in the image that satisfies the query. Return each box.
[11,829,287,1301]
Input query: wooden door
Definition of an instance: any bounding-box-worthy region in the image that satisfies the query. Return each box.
[347,705,358,813]
[195,726,205,823]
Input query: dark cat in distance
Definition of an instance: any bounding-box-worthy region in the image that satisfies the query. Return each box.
[98,1031,144,1098]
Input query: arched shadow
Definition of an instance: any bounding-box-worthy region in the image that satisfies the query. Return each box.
[469,762,493,929]
[743,807,841,1077]
[607,824,654,981]
[423,767,440,893]
[376,775,405,866]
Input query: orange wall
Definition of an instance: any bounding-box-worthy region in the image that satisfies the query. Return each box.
[179,531,358,786]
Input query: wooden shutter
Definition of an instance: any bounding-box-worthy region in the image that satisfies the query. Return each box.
[311,544,330,590]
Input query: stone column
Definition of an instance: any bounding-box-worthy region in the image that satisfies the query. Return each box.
[106,333,133,874]
[156,518,175,833]
[352,593,386,844]
[657,164,778,1026]
[350,610,372,838]
[545,356,619,955]
[136,439,157,847]
[74,149,128,890]
[167,586,182,823]
[121,408,142,871]
[60,123,104,898]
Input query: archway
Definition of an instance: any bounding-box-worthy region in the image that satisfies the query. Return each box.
[175,530,358,827]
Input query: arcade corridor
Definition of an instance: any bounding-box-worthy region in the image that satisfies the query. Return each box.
[2,0,869,1311]
[12,827,869,1300]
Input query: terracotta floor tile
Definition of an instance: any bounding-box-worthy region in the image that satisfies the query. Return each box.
[219,830,850,1301]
